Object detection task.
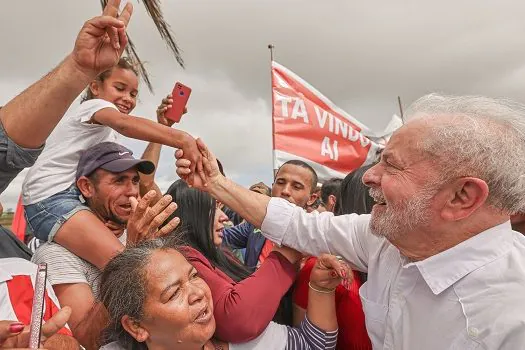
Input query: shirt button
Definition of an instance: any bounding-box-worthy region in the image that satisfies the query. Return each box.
[468,327,479,338]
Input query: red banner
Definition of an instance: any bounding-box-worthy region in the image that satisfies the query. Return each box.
[271,61,388,181]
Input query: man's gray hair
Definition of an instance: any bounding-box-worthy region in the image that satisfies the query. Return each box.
[405,93,525,214]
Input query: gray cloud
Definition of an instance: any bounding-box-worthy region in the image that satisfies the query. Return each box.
[2,0,525,209]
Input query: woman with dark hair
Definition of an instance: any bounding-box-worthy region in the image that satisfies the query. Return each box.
[163,180,303,343]
[165,180,252,282]
[99,238,344,350]
[293,165,374,350]
[333,165,375,216]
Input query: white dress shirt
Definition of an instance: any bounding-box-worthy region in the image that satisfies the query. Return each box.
[261,198,525,350]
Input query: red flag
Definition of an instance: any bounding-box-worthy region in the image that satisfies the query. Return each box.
[271,61,395,181]
[11,195,26,242]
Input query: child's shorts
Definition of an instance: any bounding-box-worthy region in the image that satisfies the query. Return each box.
[24,184,91,242]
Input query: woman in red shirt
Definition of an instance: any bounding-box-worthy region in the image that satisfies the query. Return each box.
[164,180,301,343]
[293,165,375,350]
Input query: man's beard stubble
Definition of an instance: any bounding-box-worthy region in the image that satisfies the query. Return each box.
[368,186,438,241]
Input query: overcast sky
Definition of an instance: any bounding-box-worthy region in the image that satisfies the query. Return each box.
[1,0,525,210]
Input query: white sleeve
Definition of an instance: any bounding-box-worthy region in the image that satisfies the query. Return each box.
[78,99,119,123]
[261,197,381,272]
[230,322,288,350]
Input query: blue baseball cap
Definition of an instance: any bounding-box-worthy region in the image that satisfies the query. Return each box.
[76,142,155,180]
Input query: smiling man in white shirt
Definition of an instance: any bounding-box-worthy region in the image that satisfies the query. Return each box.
[176,93,525,349]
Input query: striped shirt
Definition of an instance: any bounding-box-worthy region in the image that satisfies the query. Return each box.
[100,318,337,350]
[0,258,72,335]
[32,232,127,298]
[287,317,338,350]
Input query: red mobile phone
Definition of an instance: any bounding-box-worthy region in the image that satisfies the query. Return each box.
[165,82,192,123]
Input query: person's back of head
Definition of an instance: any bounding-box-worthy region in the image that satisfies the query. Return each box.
[164,180,252,282]
[249,182,271,197]
[335,165,375,216]
[321,178,343,213]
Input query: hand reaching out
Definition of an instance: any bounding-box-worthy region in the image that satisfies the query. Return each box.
[71,0,133,78]
[104,220,126,237]
[126,191,180,245]
[156,94,188,127]
[310,254,351,291]
[176,138,222,190]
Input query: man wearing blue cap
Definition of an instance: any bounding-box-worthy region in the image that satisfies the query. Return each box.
[31,141,179,349]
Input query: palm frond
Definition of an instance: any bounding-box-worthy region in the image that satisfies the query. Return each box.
[99,0,185,93]
[137,0,185,68]
[125,35,154,91]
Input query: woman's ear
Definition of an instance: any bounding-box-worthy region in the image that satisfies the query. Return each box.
[121,315,150,343]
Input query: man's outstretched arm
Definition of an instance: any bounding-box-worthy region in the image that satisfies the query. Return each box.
[0,0,133,149]
[176,139,270,228]
[175,139,371,269]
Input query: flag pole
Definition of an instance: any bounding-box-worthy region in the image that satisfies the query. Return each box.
[397,96,405,122]
[268,44,278,178]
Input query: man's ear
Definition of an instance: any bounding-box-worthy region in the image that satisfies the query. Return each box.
[306,192,319,206]
[121,315,150,343]
[328,194,337,211]
[440,177,489,221]
[76,176,95,200]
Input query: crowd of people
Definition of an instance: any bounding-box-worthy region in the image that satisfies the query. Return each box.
[0,1,524,349]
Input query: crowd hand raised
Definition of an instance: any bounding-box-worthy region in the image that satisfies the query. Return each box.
[0,306,72,349]
[71,0,133,78]
[156,95,188,127]
[176,138,220,190]
[310,254,352,291]
[126,191,180,245]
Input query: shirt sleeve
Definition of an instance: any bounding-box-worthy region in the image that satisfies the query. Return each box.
[261,197,378,272]
[0,120,43,195]
[190,251,297,343]
[286,316,338,350]
[77,99,119,123]
[229,321,288,350]
[222,222,254,249]
[31,244,89,286]
[43,281,73,336]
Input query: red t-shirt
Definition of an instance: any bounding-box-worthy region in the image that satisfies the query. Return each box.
[257,238,274,266]
[294,257,372,350]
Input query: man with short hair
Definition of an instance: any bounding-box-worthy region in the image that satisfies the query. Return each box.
[177,94,525,349]
[320,178,343,213]
[32,142,179,349]
[222,160,318,268]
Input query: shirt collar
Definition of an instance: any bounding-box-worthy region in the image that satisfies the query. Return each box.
[408,221,514,295]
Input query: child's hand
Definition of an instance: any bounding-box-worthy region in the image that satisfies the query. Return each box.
[156,94,187,127]
[310,254,352,291]
[104,220,125,237]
